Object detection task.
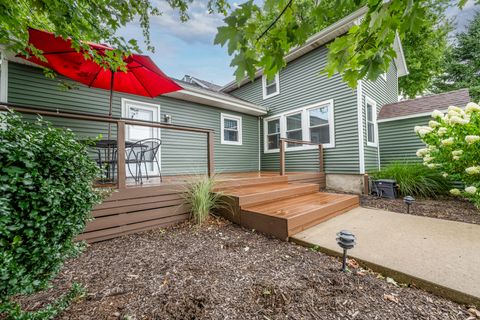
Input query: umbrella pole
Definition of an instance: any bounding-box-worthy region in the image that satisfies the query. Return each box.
[107,72,114,180]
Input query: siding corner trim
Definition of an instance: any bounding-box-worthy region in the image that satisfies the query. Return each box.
[357,80,365,174]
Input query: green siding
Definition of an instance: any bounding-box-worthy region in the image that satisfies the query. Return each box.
[379,116,428,166]
[8,62,259,175]
[231,46,360,173]
[362,63,398,172]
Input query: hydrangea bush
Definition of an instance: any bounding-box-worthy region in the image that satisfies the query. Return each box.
[415,102,480,207]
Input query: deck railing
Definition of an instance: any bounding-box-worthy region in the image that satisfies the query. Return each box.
[278,138,323,176]
[0,102,215,189]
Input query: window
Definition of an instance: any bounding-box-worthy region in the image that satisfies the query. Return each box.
[308,105,330,144]
[263,99,335,152]
[221,113,242,145]
[262,73,279,99]
[286,113,302,147]
[365,97,377,146]
[266,118,281,150]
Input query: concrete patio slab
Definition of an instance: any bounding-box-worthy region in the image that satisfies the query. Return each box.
[291,207,480,306]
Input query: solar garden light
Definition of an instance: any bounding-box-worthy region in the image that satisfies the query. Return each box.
[336,230,356,272]
[403,196,415,214]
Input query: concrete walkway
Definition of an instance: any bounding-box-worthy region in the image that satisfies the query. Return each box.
[291,207,480,305]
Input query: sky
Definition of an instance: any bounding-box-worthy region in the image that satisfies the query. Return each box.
[117,1,479,87]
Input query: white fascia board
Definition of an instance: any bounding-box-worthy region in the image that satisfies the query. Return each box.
[165,88,267,116]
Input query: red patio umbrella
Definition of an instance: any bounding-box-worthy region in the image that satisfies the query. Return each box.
[20,28,182,138]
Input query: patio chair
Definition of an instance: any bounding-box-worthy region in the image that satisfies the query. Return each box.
[126,138,162,184]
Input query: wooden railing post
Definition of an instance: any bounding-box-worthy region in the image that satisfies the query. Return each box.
[363,173,369,195]
[117,121,126,189]
[279,139,286,176]
[207,131,215,177]
[318,144,324,173]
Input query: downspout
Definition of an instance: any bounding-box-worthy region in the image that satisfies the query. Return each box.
[357,80,365,174]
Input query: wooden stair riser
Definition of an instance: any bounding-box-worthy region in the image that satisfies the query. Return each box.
[237,184,320,207]
[214,175,289,190]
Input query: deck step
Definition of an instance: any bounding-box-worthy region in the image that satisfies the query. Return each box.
[221,182,320,207]
[214,175,289,189]
[242,192,359,239]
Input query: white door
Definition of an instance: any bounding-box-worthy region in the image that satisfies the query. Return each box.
[122,99,161,177]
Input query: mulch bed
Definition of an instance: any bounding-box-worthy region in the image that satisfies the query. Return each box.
[361,195,480,225]
[10,219,476,320]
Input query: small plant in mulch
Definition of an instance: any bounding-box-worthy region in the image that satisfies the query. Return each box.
[182,175,225,225]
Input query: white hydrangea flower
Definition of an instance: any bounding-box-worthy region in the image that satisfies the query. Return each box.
[452,150,463,156]
[428,120,440,128]
[427,163,439,169]
[448,115,469,125]
[423,156,434,162]
[428,145,437,151]
[450,188,461,196]
[437,127,447,136]
[431,110,444,119]
[414,126,433,137]
[465,135,480,144]
[448,105,463,113]
[465,166,480,175]
[416,148,429,158]
[465,102,480,113]
[441,138,454,146]
[442,172,448,178]
[453,155,460,160]
[465,186,478,194]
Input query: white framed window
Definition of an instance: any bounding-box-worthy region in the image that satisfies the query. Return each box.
[221,113,242,145]
[308,104,331,145]
[265,117,281,151]
[262,73,280,99]
[365,96,377,146]
[263,99,335,153]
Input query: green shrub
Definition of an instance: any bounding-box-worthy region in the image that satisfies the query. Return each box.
[183,175,224,225]
[415,103,480,207]
[371,162,451,198]
[0,112,103,317]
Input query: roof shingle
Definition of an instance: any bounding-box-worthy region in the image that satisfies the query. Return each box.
[378,89,471,120]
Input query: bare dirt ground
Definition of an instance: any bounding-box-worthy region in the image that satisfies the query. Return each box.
[361,195,480,225]
[12,219,476,320]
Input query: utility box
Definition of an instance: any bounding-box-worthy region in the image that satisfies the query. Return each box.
[372,179,397,199]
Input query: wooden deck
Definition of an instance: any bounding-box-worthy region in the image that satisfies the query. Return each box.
[80,171,359,242]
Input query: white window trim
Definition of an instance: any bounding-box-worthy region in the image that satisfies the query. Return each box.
[263,99,335,153]
[262,73,280,99]
[365,96,378,147]
[221,113,242,145]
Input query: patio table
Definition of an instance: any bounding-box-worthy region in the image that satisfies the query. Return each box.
[92,139,136,182]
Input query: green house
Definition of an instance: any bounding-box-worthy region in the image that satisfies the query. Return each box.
[0,8,408,194]
[378,89,471,166]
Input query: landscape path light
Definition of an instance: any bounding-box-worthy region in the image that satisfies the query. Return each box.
[336,230,356,272]
[403,196,415,214]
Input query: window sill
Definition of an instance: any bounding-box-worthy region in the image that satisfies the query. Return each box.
[262,91,279,100]
[221,140,243,146]
[366,141,378,147]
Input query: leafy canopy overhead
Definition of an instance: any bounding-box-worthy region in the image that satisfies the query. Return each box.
[215,0,476,88]
[433,12,480,101]
[0,0,230,72]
